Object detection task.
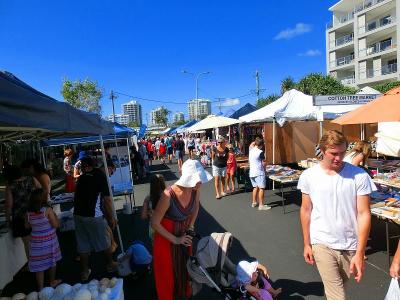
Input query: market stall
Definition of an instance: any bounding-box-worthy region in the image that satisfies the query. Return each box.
[332,86,400,267]
[0,71,119,291]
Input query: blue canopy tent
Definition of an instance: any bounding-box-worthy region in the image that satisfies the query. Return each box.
[229,103,257,119]
[138,124,147,139]
[0,71,128,254]
[40,122,136,147]
[0,71,113,142]
[170,119,198,134]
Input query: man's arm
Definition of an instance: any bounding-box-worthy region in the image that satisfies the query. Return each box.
[350,194,371,283]
[390,241,400,278]
[300,193,314,265]
[102,195,116,228]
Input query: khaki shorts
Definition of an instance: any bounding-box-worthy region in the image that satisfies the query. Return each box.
[74,215,111,253]
[312,243,356,300]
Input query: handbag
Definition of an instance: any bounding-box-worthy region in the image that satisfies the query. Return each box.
[385,278,400,300]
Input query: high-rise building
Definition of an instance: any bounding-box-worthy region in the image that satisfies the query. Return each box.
[173,112,185,123]
[107,114,129,126]
[188,99,211,120]
[326,0,399,88]
[150,106,166,126]
[122,100,142,126]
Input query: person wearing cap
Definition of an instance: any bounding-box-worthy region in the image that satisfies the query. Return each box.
[212,136,229,199]
[152,159,212,300]
[236,260,282,300]
[73,150,88,179]
[73,156,118,281]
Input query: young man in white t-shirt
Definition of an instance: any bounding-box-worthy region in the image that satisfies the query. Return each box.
[298,130,375,300]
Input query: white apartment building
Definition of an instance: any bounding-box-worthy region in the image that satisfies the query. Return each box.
[188,99,211,120]
[107,114,129,126]
[122,100,142,126]
[173,112,185,123]
[326,0,399,87]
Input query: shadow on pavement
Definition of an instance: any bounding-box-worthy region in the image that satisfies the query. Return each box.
[273,279,324,299]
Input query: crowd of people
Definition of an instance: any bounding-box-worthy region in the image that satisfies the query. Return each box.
[3,129,400,300]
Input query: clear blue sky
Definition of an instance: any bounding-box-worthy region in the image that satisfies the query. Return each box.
[0,0,336,124]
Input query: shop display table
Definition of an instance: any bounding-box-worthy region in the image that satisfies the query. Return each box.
[0,231,27,289]
[268,175,300,214]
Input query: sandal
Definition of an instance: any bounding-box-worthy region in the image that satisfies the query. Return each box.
[81,269,91,281]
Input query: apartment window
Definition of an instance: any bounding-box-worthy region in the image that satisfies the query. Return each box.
[380,38,392,51]
[380,15,392,27]
[367,20,377,31]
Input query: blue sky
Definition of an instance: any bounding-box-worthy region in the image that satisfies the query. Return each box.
[0,0,337,124]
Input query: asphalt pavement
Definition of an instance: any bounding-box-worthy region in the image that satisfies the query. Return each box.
[1,159,396,299]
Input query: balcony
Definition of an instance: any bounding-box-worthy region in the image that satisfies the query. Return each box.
[335,33,354,47]
[330,54,355,68]
[339,75,356,85]
[359,15,396,34]
[364,63,397,78]
[355,0,388,14]
[359,39,396,56]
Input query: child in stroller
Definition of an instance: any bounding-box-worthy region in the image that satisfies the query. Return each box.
[236,260,282,300]
[187,232,281,300]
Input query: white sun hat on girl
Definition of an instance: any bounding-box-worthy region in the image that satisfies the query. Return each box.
[175,159,213,188]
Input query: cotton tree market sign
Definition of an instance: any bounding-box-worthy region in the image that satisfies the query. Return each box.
[313,94,379,106]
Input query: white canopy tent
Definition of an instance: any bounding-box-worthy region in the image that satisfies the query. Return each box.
[239,89,364,126]
[375,122,400,157]
[185,115,240,132]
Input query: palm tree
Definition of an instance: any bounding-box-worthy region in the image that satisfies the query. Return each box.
[280,76,296,95]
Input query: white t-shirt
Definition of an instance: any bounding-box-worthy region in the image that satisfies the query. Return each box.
[297,162,376,250]
[249,147,264,177]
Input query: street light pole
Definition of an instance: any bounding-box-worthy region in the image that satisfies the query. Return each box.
[182,70,211,119]
[110,90,117,123]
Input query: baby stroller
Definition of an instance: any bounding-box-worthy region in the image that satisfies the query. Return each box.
[187,232,256,300]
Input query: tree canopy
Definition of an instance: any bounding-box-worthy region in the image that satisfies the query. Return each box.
[61,78,103,115]
[280,76,296,95]
[154,107,170,127]
[128,121,140,128]
[256,94,280,109]
[173,119,186,126]
[295,73,356,95]
[373,81,400,93]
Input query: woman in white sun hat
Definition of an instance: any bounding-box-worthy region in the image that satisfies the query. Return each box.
[152,159,212,300]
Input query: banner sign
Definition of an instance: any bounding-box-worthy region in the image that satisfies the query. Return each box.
[313,94,379,106]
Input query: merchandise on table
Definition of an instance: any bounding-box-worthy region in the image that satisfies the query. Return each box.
[298,158,319,169]
[374,172,400,189]
[10,278,124,300]
[49,193,74,205]
[266,165,302,182]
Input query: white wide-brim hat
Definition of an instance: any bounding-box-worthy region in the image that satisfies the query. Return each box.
[175,159,213,188]
[236,260,258,284]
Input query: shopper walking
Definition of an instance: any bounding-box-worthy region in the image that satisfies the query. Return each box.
[152,159,212,300]
[298,130,376,300]
[175,135,185,172]
[212,136,229,199]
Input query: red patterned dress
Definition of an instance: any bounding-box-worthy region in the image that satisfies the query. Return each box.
[153,188,196,300]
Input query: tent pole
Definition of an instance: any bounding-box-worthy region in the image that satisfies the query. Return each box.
[360,124,365,140]
[126,137,136,211]
[100,135,124,253]
[272,118,276,190]
[40,145,47,169]
[319,122,323,140]
[113,135,129,209]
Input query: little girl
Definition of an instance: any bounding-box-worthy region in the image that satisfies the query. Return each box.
[226,145,237,193]
[236,260,282,300]
[141,174,166,244]
[25,189,62,290]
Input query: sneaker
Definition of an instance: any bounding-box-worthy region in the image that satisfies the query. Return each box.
[258,205,272,211]
[251,202,258,208]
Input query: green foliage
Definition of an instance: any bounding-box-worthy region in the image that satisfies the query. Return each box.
[128,121,140,128]
[256,94,280,109]
[154,107,170,127]
[61,78,103,115]
[173,119,186,126]
[280,76,296,95]
[373,81,400,93]
[295,73,356,95]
